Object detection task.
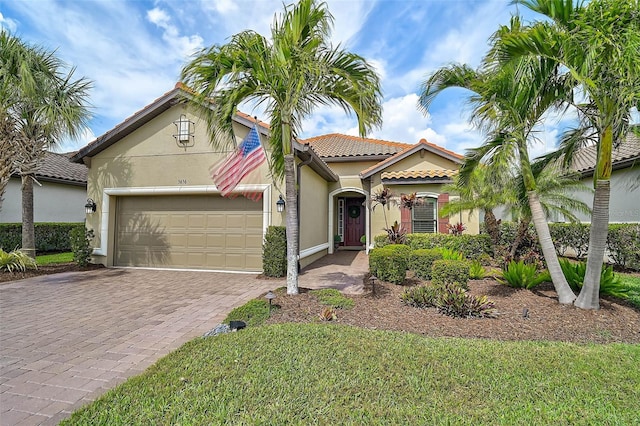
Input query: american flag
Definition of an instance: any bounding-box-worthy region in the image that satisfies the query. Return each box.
[210,125,266,199]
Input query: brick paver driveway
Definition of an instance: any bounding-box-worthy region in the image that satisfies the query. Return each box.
[0,268,274,425]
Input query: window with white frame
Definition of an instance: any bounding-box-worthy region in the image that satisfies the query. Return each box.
[412,197,437,233]
[337,198,345,242]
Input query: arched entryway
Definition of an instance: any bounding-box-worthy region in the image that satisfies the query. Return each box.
[328,187,369,254]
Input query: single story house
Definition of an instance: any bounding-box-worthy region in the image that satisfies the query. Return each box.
[72,84,478,273]
[566,134,640,224]
[1,151,88,223]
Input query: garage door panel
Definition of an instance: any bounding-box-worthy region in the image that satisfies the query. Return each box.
[115,195,263,271]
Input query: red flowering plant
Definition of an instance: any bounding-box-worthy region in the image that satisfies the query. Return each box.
[447,222,466,236]
[400,192,421,210]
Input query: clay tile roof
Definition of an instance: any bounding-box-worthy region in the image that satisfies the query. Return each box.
[570,133,640,173]
[30,151,88,184]
[300,133,409,158]
[381,169,458,180]
[359,138,463,178]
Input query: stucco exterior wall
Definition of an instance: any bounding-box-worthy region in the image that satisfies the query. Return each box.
[85,104,278,265]
[569,167,639,223]
[299,163,330,266]
[1,177,86,223]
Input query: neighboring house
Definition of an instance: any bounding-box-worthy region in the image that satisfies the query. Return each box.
[566,134,640,224]
[0,151,88,223]
[72,85,476,273]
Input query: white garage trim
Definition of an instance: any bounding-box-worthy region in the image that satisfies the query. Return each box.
[94,184,271,258]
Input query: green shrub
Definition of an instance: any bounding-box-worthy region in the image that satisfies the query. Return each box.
[373,233,389,248]
[448,234,493,260]
[310,289,354,309]
[406,233,449,250]
[70,226,94,267]
[469,260,486,279]
[409,249,443,280]
[549,223,590,258]
[559,259,629,299]
[431,259,471,289]
[262,226,286,277]
[498,260,550,290]
[440,248,464,261]
[0,248,38,273]
[369,248,389,279]
[405,233,493,260]
[0,222,83,253]
[369,246,408,285]
[224,299,275,327]
[402,283,497,318]
[401,285,442,308]
[607,224,640,271]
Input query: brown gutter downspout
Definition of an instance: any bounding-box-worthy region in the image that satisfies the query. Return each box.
[296,154,313,270]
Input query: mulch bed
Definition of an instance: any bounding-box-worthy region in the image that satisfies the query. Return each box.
[0,263,104,284]
[266,277,640,344]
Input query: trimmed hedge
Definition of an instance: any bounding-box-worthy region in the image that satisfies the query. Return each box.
[431,259,471,290]
[606,224,640,271]
[549,223,590,258]
[262,226,286,277]
[405,233,492,260]
[369,245,410,285]
[409,249,443,280]
[0,223,83,252]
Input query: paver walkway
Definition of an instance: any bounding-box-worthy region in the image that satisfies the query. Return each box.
[0,250,368,425]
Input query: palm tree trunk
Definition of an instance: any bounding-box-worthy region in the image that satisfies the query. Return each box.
[284,153,299,295]
[575,179,610,309]
[21,174,36,258]
[509,218,530,259]
[528,190,575,304]
[483,208,501,248]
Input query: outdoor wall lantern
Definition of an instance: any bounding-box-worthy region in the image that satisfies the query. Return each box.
[85,198,97,214]
[276,194,286,213]
[173,114,195,149]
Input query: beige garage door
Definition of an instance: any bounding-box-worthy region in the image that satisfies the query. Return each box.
[115,195,263,271]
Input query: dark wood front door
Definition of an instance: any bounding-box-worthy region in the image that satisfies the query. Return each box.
[345,198,365,246]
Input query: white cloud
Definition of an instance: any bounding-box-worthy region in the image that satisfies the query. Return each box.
[0,12,18,32]
[146,7,204,60]
[54,127,97,153]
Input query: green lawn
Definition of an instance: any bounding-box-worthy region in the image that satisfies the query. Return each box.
[619,273,640,309]
[62,324,640,425]
[36,252,73,265]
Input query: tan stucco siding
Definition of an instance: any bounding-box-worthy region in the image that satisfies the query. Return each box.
[326,160,380,177]
[385,151,460,172]
[299,164,329,253]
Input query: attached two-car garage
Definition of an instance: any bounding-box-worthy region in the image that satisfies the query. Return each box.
[114,195,263,272]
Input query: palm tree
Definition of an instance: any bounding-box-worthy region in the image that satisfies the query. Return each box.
[419,21,578,303]
[0,30,92,258]
[440,165,514,249]
[181,0,382,294]
[498,0,640,309]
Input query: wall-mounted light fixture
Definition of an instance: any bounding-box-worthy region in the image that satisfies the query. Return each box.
[85,198,97,214]
[173,114,195,149]
[276,194,286,213]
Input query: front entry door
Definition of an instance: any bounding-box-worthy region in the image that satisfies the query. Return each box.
[344,198,365,246]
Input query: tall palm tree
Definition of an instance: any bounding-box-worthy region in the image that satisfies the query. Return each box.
[3,36,92,258]
[181,0,382,294]
[498,0,640,309]
[419,21,578,303]
[0,30,92,258]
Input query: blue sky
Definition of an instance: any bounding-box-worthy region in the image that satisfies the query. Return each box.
[1,0,565,157]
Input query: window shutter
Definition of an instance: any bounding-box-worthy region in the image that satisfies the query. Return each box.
[400,206,412,233]
[437,193,449,234]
